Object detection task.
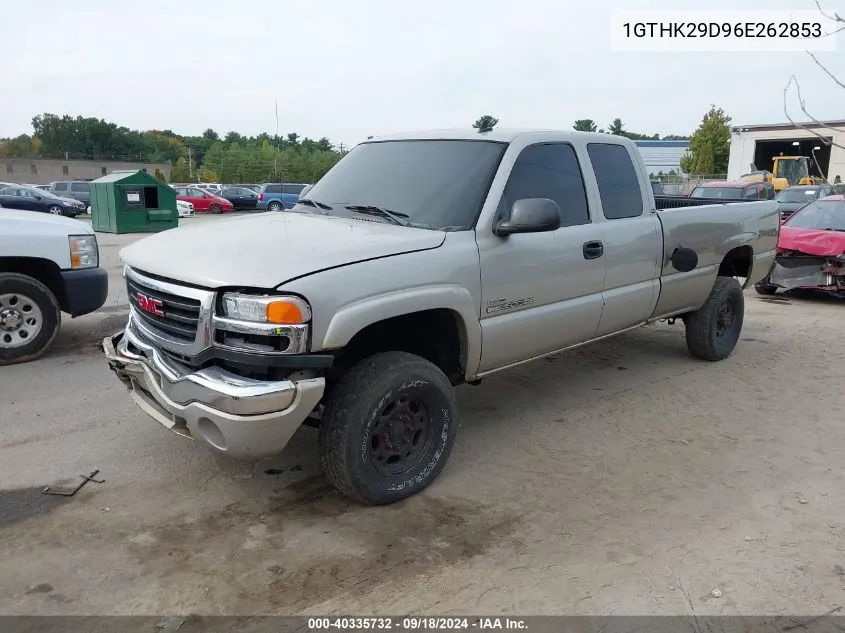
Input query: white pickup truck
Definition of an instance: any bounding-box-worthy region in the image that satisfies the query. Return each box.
[104,128,779,504]
[1,209,108,364]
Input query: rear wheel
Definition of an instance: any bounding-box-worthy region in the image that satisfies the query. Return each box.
[685,276,745,362]
[268,201,283,212]
[319,351,458,505]
[0,273,61,366]
[210,204,222,214]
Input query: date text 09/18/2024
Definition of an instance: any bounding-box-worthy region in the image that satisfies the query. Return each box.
[307,617,528,630]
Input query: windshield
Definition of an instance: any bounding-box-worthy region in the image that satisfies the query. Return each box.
[775,159,808,185]
[24,186,60,199]
[297,140,506,230]
[689,186,743,199]
[776,188,819,203]
[784,200,845,231]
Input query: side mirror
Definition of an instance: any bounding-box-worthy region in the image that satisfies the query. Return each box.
[493,198,561,237]
[670,247,698,272]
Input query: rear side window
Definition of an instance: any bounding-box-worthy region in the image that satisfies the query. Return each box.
[503,143,590,227]
[282,184,306,195]
[265,184,282,194]
[71,182,89,192]
[586,143,643,219]
[53,182,69,192]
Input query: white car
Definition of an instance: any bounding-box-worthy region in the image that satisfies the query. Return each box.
[1,210,107,364]
[177,200,195,217]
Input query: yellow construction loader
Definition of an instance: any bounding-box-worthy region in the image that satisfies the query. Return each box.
[740,156,825,191]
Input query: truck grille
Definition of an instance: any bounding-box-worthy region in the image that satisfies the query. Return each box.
[127,276,201,342]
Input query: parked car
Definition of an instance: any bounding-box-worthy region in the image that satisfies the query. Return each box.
[257,183,310,211]
[0,209,108,364]
[756,194,845,297]
[103,128,778,506]
[218,187,260,211]
[177,200,195,217]
[689,180,773,201]
[193,183,225,193]
[33,184,51,191]
[774,184,835,220]
[49,180,92,206]
[0,186,86,217]
[171,186,233,214]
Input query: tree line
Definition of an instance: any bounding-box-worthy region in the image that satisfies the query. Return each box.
[0,113,345,184]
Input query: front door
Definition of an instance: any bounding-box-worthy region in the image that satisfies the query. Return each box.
[476,142,606,373]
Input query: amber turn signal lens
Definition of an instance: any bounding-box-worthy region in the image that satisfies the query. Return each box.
[266,301,304,324]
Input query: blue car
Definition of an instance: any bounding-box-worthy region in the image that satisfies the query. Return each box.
[257,183,310,211]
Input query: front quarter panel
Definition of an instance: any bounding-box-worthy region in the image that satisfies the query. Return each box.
[280,232,483,378]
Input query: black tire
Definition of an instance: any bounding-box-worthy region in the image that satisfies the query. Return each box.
[0,273,61,366]
[685,276,744,362]
[319,351,457,505]
[268,201,283,212]
[210,204,222,214]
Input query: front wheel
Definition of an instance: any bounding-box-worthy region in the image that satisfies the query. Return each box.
[47,205,63,215]
[0,273,61,366]
[319,351,458,505]
[210,204,222,214]
[685,276,745,362]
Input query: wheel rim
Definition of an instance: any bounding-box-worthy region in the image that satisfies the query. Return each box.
[715,298,735,339]
[48,206,62,215]
[269,202,281,211]
[0,292,43,348]
[369,395,431,476]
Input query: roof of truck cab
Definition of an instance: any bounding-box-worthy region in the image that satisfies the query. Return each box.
[365,128,632,144]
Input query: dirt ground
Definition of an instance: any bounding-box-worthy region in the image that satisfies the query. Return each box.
[1,222,844,616]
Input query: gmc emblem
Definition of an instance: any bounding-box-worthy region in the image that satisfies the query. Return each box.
[135,292,164,317]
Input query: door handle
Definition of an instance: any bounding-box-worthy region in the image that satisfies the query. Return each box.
[582,240,604,259]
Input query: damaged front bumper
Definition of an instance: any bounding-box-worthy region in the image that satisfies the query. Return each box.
[103,327,325,459]
[765,253,845,295]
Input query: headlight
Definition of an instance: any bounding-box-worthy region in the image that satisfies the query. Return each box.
[221,293,311,325]
[68,235,98,269]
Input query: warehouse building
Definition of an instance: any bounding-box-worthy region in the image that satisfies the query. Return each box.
[2,157,171,185]
[633,140,690,176]
[727,120,845,182]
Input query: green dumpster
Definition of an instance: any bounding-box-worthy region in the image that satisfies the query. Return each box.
[90,170,178,234]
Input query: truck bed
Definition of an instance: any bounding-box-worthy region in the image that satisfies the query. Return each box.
[654,195,757,210]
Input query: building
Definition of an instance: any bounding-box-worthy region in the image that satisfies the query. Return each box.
[633,140,690,176]
[2,157,171,185]
[727,120,845,182]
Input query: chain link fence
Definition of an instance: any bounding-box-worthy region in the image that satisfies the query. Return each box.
[651,174,728,196]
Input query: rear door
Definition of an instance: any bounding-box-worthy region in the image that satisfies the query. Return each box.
[477,141,606,372]
[187,187,211,211]
[0,188,27,210]
[584,142,661,337]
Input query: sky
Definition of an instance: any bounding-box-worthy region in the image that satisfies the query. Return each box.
[2,0,844,147]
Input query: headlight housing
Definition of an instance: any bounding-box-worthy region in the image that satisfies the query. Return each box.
[68,235,98,269]
[221,293,311,325]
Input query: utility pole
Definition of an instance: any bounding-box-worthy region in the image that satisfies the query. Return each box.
[187,147,193,181]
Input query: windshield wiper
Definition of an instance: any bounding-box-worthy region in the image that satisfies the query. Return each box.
[296,198,333,211]
[345,204,409,226]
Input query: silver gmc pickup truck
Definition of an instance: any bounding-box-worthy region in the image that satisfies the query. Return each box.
[104,128,779,504]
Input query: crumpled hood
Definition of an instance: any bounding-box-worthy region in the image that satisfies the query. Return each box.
[778,226,845,257]
[120,212,446,289]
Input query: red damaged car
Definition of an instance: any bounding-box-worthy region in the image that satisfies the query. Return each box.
[756,195,845,297]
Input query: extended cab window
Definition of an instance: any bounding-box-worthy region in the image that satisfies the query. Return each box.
[586,143,643,219]
[503,143,589,226]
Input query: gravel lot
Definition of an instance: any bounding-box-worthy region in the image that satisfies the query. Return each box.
[2,215,844,616]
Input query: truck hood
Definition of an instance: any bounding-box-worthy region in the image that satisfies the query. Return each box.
[778,225,845,256]
[0,208,93,235]
[119,212,447,289]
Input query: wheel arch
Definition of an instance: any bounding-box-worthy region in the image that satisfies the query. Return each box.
[0,257,67,311]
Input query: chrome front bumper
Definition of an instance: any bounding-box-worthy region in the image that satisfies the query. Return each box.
[103,327,325,459]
